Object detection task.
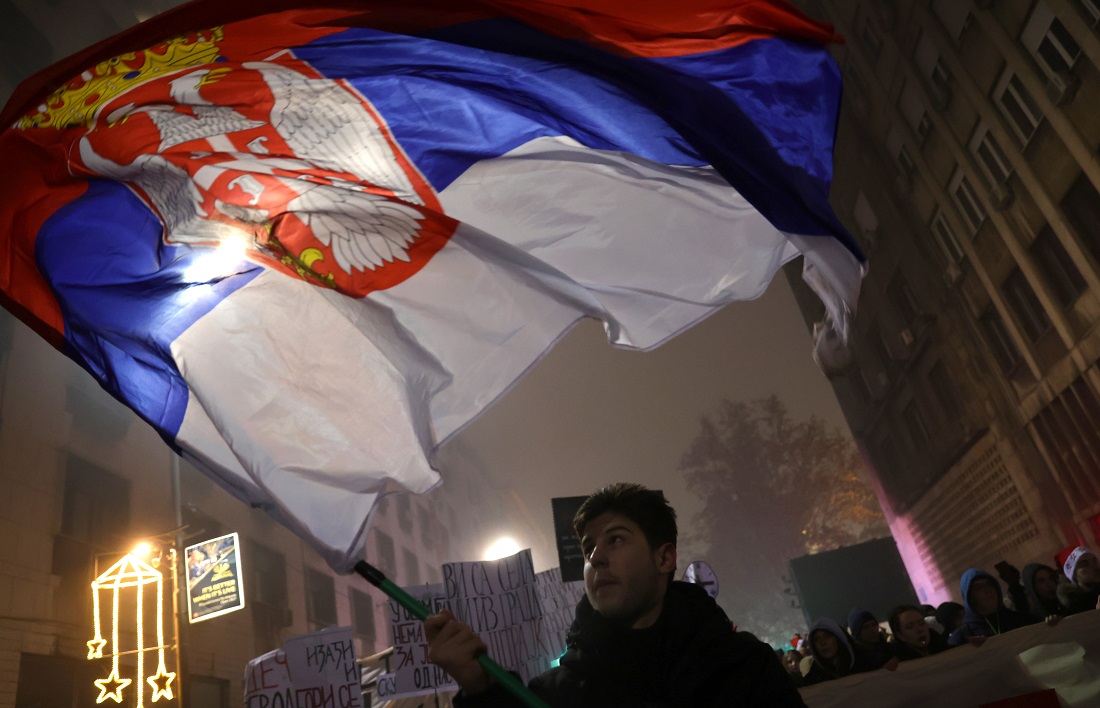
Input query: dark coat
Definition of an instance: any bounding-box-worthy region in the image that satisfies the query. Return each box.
[1021,563,1072,618]
[888,629,949,662]
[1057,581,1100,615]
[802,618,879,686]
[947,569,1037,647]
[454,581,806,707]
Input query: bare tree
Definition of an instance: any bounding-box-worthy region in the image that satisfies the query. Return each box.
[679,396,888,641]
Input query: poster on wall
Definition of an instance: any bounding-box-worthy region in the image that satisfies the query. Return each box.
[185,531,245,623]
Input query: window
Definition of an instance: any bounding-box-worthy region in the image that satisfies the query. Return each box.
[932,211,965,264]
[305,567,337,628]
[1002,268,1053,343]
[1078,0,1100,27]
[932,0,970,42]
[994,71,1043,145]
[949,171,986,234]
[888,273,920,324]
[403,548,420,585]
[1061,174,1100,265]
[375,530,397,574]
[1031,227,1086,306]
[189,676,231,708]
[397,494,413,534]
[60,455,130,549]
[899,82,931,144]
[350,587,376,646]
[915,34,951,106]
[1022,2,1082,78]
[853,191,879,245]
[250,542,288,608]
[979,306,1022,374]
[969,125,1013,186]
[928,362,962,419]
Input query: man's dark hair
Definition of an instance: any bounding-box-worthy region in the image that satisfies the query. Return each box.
[572,483,677,550]
[886,604,922,638]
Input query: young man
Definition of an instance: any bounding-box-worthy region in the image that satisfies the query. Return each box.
[424,483,806,706]
[887,605,949,661]
[1059,546,1100,614]
[947,568,1037,647]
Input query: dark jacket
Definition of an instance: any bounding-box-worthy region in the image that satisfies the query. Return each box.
[846,608,893,669]
[1057,580,1100,615]
[947,569,1037,647]
[888,629,949,662]
[802,618,878,686]
[454,581,806,707]
[1021,563,1072,619]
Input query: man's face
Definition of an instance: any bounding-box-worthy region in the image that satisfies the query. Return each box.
[1075,554,1100,590]
[1033,567,1059,599]
[969,577,1001,616]
[581,512,675,629]
[857,619,880,644]
[896,610,930,648]
[812,630,839,661]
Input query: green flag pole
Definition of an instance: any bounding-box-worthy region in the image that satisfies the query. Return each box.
[353,560,551,708]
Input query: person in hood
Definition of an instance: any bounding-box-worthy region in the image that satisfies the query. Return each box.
[1058,546,1100,614]
[802,618,878,685]
[846,608,894,669]
[425,483,806,707]
[887,605,950,661]
[947,568,1037,647]
[934,601,964,636]
[1021,563,1071,619]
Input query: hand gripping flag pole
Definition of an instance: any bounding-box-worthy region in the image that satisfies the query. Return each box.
[353,561,550,708]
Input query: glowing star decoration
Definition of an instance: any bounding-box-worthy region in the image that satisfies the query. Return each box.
[88,552,177,706]
[94,669,132,703]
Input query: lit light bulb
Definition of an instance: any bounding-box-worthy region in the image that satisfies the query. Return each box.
[483,537,521,561]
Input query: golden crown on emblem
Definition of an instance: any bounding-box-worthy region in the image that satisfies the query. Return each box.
[16,27,225,131]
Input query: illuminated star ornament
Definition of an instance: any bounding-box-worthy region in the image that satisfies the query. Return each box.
[87,552,177,705]
[94,670,131,704]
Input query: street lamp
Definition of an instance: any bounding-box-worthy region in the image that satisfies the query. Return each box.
[87,538,182,706]
[483,536,521,561]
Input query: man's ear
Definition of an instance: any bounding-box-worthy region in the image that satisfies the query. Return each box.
[654,542,677,575]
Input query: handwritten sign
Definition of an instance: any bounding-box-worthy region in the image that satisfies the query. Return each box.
[443,550,547,684]
[284,627,361,708]
[242,627,362,708]
[243,649,291,708]
[383,584,456,699]
[534,567,585,662]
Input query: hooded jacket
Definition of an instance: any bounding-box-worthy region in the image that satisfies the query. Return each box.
[947,569,1037,647]
[1022,563,1072,619]
[846,608,892,669]
[802,618,878,686]
[453,581,806,707]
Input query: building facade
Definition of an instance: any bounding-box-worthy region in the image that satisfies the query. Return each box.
[786,0,1100,604]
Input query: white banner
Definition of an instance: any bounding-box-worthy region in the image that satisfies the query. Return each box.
[800,611,1100,708]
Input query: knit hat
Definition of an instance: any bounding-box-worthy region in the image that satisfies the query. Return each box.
[847,608,876,636]
[1063,546,1096,582]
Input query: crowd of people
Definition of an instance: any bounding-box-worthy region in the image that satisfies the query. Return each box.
[780,545,1100,688]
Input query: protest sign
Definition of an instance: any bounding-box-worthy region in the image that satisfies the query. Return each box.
[243,626,361,708]
[244,648,292,708]
[443,549,549,684]
[534,567,585,663]
[550,497,587,582]
[382,583,456,699]
[283,626,361,708]
[186,531,245,622]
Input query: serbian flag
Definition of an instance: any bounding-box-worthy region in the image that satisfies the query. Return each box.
[0,0,862,570]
